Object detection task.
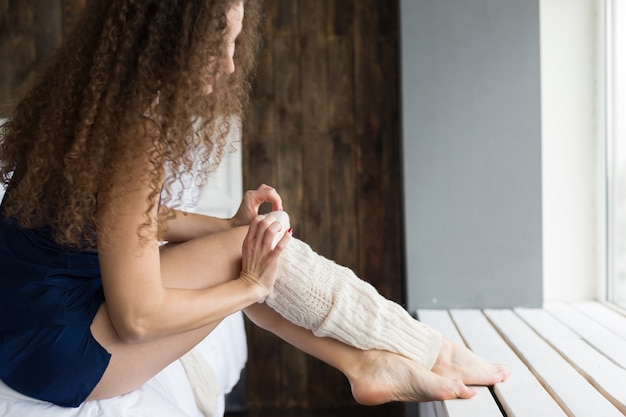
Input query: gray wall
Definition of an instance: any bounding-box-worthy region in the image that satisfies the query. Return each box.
[401,0,543,310]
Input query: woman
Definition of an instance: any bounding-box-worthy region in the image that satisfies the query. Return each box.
[0,0,508,409]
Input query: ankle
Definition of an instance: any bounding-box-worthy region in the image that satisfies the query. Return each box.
[344,349,382,383]
[346,350,396,406]
[431,338,454,373]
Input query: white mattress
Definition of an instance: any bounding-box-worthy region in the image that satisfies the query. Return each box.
[0,311,248,417]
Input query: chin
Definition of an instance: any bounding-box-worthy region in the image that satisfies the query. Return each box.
[203,85,214,96]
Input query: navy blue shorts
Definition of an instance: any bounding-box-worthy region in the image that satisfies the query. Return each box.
[0,214,111,407]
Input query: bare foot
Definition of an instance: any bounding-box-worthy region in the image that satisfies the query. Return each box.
[431,338,510,386]
[348,350,477,406]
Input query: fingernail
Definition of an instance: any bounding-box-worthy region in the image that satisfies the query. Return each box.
[287,228,293,234]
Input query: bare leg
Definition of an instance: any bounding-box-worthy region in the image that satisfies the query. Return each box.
[245,303,477,404]
[88,304,222,400]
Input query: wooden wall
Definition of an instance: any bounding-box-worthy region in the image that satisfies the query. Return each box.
[0,0,404,411]
[0,0,84,117]
[242,0,404,411]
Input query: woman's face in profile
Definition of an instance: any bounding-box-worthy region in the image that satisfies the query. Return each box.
[200,2,243,95]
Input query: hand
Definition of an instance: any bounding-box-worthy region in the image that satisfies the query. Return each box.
[239,214,292,299]
[230,184,283,227]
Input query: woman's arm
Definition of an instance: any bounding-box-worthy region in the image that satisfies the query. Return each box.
[96,131,290,343]
[161,184,285,242]
[161,209,231,242]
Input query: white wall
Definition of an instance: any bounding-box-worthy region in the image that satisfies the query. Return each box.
[401,0,544,309]
[540,0,603,302]
[195,147,242,218]
[170,121,243,217]
[0,116,243,218]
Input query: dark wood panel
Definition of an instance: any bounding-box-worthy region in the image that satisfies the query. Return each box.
[327,33,357,272]
[242,0,403,411]
[226,403,405,417]
[61,0,86,36]
[353,0,387,295]
[244,321,283,409]
[0,0,85,117]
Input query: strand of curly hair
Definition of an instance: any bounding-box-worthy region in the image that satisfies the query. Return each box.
[0,0,261,249]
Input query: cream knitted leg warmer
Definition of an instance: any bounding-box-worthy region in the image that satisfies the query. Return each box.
[265,237,443,370]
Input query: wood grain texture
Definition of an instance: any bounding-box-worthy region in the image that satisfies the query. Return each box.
[0,0,84,116]
[242,0,403,411]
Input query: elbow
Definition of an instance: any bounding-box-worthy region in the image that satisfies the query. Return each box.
[111,314,153,343]
[118,326,149,344]
[105,295,165,343]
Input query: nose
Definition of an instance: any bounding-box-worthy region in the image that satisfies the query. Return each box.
[221,54,235,75]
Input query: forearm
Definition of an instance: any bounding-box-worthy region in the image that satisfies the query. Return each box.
[111,278,264,342]
[101,216,284,343]
[162,208,233,242]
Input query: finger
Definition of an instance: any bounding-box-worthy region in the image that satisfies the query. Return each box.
[256,184,283,211]
[261,218,283,248]
[246,215,265,241]
[272,227,293,254]
[248,214,278,250]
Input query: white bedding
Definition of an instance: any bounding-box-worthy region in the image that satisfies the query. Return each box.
[0,311,248,417]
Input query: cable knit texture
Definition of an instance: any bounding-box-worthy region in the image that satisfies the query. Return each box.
[264,238,443,370]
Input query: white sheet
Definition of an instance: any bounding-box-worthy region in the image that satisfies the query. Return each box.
[0,312,248,417]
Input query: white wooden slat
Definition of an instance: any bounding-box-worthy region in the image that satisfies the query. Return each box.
[443,392,502,417]
[418,310,503,417]
[516,307,626,414]
[417,310,466,345]
[433,400,447,416]
[571,301,626,340]
[544,302,626,369]
[418,402,437,417]
[408,400,447,417]
[485,309,623,417]
[605,303,626,318]
[449,310,566,417]
[412,401,445,417]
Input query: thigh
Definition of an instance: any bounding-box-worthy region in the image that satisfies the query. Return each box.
[159,225,248,289]
[88,226,248,401]
[88,303,220,401]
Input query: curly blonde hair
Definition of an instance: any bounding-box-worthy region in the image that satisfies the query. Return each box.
[0,0,261,248]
